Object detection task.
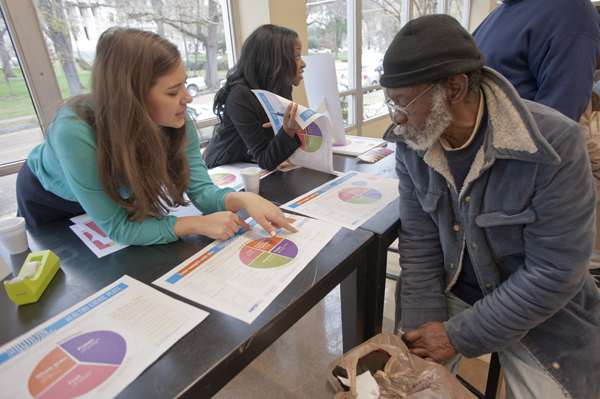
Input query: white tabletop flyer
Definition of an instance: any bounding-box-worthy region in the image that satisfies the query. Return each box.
[153,214,341,324]
[281,171,399,230]
[208,162,274,191]
[0,275,208,399]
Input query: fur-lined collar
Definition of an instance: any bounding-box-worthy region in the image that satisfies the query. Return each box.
[383,67,560,198]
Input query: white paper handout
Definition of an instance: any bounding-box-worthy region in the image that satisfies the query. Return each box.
[252,89,334,174]
[70,214,129,258]
[332,135,388,156]
[302,54,347,146]
[281,171,399,230]
[208,162,274,191]
[153,214,341,324]
[0,275,208,399]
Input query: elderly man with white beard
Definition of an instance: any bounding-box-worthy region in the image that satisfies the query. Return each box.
[381,15,600,399]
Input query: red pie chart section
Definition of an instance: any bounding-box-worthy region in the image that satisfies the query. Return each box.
[338,187,382,204]
[239,237,298,269]
[297,123,323,153]
[28,331,126,399]
[210,173,237,186]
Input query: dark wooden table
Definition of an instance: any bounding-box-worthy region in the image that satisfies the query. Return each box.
[0,212,373,398]
[260,142,400,339]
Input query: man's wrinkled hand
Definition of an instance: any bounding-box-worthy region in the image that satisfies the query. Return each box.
[400,322,459,363]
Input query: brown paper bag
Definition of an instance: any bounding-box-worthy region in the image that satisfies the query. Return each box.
[327,333,476,399]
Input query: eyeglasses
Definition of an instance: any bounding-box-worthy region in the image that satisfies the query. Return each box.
[385,84,434,116]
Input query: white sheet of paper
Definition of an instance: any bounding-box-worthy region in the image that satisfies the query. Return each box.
[153,214,341,324]
[251,89,334,174]
[337,371,380,399]
[69,216,129,258]
[0,275,208,399]
[208,162,274,190]
[332,135,388,156]
[302,54,347,146]
[281,171,399,230]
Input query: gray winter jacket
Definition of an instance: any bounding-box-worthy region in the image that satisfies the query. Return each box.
[383,67,600,398]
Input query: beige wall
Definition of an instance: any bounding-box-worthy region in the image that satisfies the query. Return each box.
[233,0,309,107]
[468,0,498,32]
[269,0,309,107]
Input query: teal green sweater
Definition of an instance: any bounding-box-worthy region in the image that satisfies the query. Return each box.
[27,106,233,245]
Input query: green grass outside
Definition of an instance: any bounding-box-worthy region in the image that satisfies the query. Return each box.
[0,66,92,121]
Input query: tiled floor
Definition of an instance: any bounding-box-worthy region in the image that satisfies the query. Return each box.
[213,246,506,398]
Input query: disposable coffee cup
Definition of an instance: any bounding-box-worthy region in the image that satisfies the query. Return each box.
[0,217,29,255]
[240,167,261,194]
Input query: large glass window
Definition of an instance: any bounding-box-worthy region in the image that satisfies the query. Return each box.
[0,7,44,218]
[307,0,469,130]
[32,0,233,125]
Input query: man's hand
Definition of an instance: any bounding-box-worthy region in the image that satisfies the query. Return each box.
[401,322,459,363]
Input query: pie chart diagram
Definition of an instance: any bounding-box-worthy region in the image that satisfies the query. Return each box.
[210,173,237,186]
[338,186,382,204]
[239,237,298,269]
[297,123,323,153]
[28,330,126,399]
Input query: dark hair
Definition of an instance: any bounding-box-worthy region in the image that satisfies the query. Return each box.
[70,28,190,221]
[213,24,299,120]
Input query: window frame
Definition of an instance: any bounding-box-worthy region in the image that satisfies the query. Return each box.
[335,0,470,135]
[0,0,240,174]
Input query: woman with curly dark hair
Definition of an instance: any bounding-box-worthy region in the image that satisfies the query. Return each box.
[16,28,295,245]
[204,24,306,171]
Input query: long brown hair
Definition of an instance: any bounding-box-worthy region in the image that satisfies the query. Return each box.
[75,28,190,221]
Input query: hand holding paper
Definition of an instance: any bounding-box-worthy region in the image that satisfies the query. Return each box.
[252,89,334,174]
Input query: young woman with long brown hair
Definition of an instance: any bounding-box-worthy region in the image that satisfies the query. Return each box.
[16,28,295,245]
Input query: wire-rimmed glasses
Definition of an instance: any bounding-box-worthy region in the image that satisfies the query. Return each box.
[385,84,434,116]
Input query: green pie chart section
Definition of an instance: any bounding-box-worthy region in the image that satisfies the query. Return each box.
[239,237,298,269]
[297,123,323,153]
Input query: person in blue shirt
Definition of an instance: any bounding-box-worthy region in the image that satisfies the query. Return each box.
[472,0,600,122]
[16,28,296,245]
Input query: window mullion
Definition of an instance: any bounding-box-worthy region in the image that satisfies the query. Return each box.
[1,0,63,134]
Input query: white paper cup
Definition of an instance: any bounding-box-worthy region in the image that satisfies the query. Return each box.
[240,167,261,194]
[0,217,29,255]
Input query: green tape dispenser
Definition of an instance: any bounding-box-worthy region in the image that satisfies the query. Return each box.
[4,250,60,305]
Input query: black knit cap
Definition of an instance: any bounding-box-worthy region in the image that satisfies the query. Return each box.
[380,14,485,88]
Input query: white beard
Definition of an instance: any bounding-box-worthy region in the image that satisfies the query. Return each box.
[394,84,454,151]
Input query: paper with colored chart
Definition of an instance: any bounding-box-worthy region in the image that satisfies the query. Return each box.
[153,214,341,324]
[252,89,334,174]
[332,135,388,156]
[208,162,274,191]
[0,275,208,399]
[70,214,128,258]
[281,171,399,230]
[69,198,206,257]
